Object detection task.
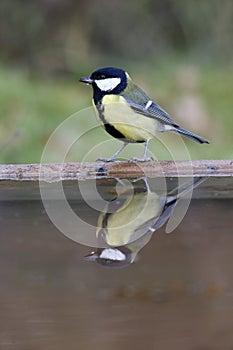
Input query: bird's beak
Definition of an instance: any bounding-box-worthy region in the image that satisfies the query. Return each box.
[84,252,98,261]
[79,76,93,85]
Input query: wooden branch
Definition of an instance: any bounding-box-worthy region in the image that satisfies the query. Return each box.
[0,160,232,181]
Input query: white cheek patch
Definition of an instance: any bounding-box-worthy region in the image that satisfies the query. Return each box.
[100,248,126,261]
[95,77,121,91]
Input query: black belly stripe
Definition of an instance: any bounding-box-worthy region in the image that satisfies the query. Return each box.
[104,123,126,140]
[96,101,145,143]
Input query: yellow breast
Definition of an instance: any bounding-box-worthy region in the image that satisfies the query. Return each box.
[97,191,162,246]
[94,95,158,141]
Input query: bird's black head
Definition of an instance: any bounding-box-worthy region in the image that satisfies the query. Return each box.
[80,67,128,103]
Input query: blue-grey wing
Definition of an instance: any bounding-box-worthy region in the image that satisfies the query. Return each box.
[122,90,178,127]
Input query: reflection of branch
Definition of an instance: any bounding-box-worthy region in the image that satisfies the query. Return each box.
[0,128,24,153]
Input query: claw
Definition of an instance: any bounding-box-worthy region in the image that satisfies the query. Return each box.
[129,156,154,162]
[96,157,116,162]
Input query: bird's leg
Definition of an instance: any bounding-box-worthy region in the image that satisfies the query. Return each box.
[131,176,152,192]
[97,141,128,162]
[142,139,150,160]
[130,140,154,162]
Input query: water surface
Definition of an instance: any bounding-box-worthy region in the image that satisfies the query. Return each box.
[0,177,233,349]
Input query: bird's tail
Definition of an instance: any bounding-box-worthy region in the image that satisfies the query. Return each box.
[173,127,210,144]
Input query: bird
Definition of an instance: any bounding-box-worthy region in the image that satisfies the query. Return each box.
[80,67,209,161]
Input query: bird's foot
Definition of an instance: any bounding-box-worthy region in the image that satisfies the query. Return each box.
[96,157,117,162]
[129,156,154,162]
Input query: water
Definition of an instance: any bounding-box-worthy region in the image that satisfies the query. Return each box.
[0,177,233,349]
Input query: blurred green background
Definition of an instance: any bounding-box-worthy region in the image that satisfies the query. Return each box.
[0,0,232,163]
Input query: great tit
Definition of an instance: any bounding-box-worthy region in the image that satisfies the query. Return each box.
[80,67,209,161]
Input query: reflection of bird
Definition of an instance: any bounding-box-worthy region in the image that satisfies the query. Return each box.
[85,178,205,268]
[80,67,209,161]
[85,182,174,268]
